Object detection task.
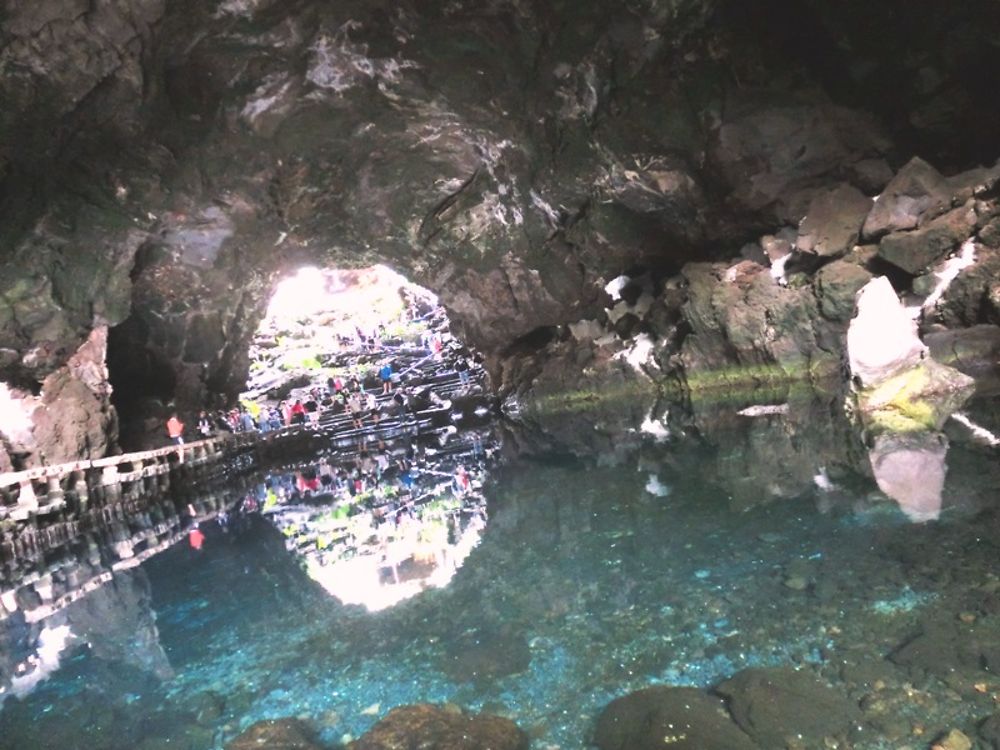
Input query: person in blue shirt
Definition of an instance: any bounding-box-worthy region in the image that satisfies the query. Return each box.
[379,362,393,393]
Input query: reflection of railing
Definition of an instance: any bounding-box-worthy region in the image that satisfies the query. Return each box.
[0,432,260,523]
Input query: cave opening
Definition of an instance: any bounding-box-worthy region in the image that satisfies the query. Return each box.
[240,264,446,407]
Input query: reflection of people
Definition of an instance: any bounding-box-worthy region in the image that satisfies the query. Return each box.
[188,524,205,550]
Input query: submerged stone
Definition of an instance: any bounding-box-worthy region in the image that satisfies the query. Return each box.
[714,667,860,748]
[225,718,322,750]
[593,685,756,750]
[349,704,528,750]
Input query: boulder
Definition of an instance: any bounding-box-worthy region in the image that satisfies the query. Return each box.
[225,718,322,750]
[856,357,975,433]
[594,686,756,750]
[933,245,1000,327]
[877,203,977,275]
[847,277,926,388]
[797,183,873,258]
[714,667,861,748]
[924,325,1000,378]
[862,157,951,240]
[349,704,528,750]
[815,260,873,322]
[679,262,829,389]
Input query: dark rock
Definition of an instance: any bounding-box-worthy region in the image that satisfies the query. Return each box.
[877,203,977,275]
[980,713,1000,749]
[934,246,1000,327]
[349,704,528,750]
[889,622,980,677]
[862,157,951,240]
[925,325,1000,378]
[225,719,321,750]
[594,686,756,750]
[797,183,873,258]
[439,629,531,684]
[679,262,832,388]
[613,312,641,340]
[715,667,861,748]
[814,260,873,322]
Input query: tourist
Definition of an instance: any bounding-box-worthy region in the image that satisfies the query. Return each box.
[279,400,292,426]
[379,362,393,393]
[290,399,307,425]
[455,355,471,386]
[366,390,379,424]
[166,413,185,445]
[197,410,212,438]
[347,390,364,429]
[234,408,253,432]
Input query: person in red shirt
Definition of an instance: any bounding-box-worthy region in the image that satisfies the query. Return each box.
[166,413,185,444]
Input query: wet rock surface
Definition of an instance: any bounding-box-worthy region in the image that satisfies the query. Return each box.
[594,685,756,750]
[349,704,528,750]
[225,718,322,750]
[714,667,861,748]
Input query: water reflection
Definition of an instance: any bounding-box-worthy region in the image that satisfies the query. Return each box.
[254,426,498,611]
[3,393,1000,749]
[869,432,948,522]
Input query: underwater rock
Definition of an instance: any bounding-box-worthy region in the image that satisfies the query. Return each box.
[980,714,1000,749]
[714,667,861,748]
[888,620,994,679]
[439,629,532,684]
[593,685,756,750]
[349,704,528,750]
[225,718,322,750]
[932,728,973,750]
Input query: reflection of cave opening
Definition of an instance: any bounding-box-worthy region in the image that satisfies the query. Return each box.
[240,264,498,611]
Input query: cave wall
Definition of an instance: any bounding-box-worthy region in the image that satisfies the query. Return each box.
[2,0,1000,465]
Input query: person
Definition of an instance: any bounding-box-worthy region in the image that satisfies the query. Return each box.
[238,408,255,432]
[347,390,364,429]
[366,390,380,424]
[197,410,212,438]
[455,355,471,386]
[166,413,185,445]
[379,362,393,393]
[290,399,307,425]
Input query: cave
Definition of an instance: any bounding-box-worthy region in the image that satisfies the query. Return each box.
[4,0,1000,747]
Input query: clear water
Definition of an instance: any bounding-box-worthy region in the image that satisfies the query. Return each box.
[3,398,1000,749]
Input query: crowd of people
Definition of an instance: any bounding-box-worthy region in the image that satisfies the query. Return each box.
[164,327,483,446]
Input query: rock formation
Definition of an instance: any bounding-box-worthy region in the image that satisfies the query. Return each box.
[3,0,1000,464]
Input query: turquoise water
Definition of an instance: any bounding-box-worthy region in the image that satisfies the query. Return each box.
[2,407,1000,749]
